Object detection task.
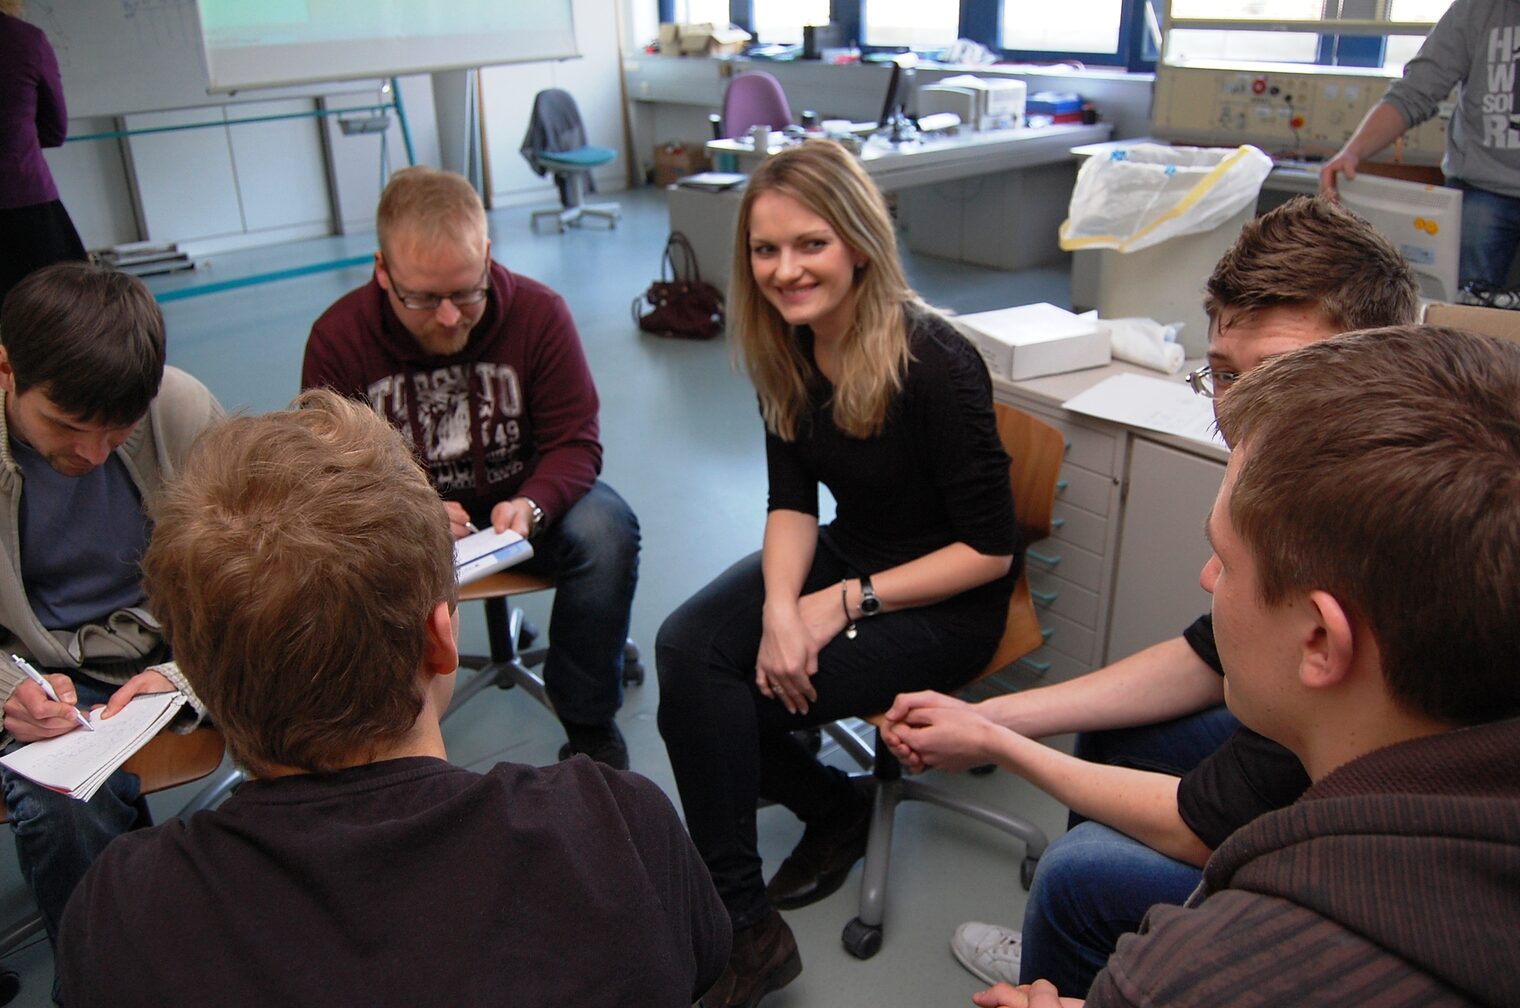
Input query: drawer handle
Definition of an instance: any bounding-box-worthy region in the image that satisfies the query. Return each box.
[1030,588,1058,605]
[1050,517,1067,530]
[1056,479,1069,492]
[1040,626,1054,641]
[1017,657,1052,674]
[1027,548,1061,567]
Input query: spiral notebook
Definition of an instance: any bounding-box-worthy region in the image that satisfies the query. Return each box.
[0,691,186,801]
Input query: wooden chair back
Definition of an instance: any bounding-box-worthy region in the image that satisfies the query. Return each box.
[979,403,1067,677]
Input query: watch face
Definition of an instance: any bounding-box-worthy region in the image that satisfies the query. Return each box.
[861,596,881,615]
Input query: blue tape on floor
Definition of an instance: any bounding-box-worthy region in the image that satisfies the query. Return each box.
[154,255,372,303]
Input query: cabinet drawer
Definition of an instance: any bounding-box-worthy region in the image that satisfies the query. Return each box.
[1036,607,1098,665]
[1024,536,1103,594]
[985,641,1095,691]
[1027,568,1100,629]
[1044,415,1120,476]
[1049,501,1107,555]
[1055,461,1116,518]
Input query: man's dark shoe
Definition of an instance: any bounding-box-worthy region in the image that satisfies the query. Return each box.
[557,720,629,770]
[703,908,801,1008]
[764,781,873,910]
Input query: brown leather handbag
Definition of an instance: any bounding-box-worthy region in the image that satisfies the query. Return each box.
[632,231,724,340]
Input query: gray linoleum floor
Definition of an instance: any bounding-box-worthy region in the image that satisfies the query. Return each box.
[2,185,1078,1007]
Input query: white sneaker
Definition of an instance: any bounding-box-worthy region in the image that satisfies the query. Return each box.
[951,921,1023,986]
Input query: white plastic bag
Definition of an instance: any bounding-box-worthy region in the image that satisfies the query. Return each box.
[1059,144,1274,254]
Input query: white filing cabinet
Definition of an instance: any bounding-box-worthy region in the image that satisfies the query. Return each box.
[989,362,1227,691]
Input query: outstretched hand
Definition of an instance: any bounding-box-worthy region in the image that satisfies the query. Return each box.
[882,693,1004,774]
[972,979,1082,1008]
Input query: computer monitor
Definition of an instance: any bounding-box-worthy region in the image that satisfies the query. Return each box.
[1338,174,1463,303]
[876,54,918,139]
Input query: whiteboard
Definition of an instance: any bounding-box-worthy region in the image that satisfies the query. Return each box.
[198,1,581,92]
[24,0,580,119]
[25,0,365,118]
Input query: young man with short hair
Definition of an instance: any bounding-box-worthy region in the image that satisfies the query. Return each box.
[303,166,639,769]
[974,324,1520,1007]
[0,262,219,952]
[883,196,1421,994]
[57,389,730,1007]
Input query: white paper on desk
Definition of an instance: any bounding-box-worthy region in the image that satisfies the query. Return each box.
[1062,373,1227,451]
[0,692,186,801]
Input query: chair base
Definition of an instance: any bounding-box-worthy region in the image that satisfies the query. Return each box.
[822,721,1048,960]
[530,201,621,233]
[445,597,643,725]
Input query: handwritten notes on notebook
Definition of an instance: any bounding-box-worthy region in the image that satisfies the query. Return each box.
[0,692,186,801]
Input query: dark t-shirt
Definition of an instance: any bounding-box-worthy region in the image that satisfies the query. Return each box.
[59,756,730,1008]
[1176,613,1313,849]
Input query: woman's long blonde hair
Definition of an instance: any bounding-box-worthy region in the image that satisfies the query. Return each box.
[731,140,920,441]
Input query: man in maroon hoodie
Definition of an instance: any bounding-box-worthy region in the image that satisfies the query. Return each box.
[303,166,638,769]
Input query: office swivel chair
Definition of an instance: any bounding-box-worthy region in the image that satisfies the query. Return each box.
[719,71,793,138]
[520,89,621,233]
[826,403,1066,959]
[445,570,643,725]
[0,726,242,993]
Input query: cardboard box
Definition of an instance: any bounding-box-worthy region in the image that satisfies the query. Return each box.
[1423,301,1520,343]
[653,141,709,187]
[656,23,681,55]
[678,23,751,57]
[955,302,1109,381]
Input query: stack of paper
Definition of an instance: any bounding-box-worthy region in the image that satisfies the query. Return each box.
[0,692,187,801]
[1063,373,1226,450]
[454,527,534,586]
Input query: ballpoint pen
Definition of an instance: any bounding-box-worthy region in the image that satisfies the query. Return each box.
[10,654,94,732]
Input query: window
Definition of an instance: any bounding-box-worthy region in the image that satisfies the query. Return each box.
[1001,0,1124,57]
[863,0,957,49]
[750,0,830,42]
[1162,0,1456,71]
[671,0,734,24]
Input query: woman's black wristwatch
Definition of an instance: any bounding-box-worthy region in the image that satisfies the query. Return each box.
[858,574,881,617]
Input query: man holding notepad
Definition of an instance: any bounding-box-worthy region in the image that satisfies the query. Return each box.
[303,166,639,770]
[0,262,219,957]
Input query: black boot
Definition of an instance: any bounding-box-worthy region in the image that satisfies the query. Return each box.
[764,779,872,910]
[702,908,801,1008]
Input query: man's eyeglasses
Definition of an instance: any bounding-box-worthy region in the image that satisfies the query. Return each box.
[387,263,490,312]
[1184,365,1241,399]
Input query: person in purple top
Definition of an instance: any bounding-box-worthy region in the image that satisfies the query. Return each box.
[0,0,86,309]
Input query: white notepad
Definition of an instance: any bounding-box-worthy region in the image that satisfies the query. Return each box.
[0,691,187,801]
[454,527,534,586]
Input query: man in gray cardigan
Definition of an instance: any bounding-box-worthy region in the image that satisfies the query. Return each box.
[0,262,220,954]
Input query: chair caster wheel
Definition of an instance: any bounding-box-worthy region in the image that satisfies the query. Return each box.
[1020,856,1038,891]
[969,763,997,776]
[842,917,883,959]
[519,620,540,650]
[623,660,645,686]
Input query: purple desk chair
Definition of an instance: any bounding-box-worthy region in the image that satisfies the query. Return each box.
[720,70,793,138]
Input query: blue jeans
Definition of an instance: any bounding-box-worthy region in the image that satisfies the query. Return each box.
[1019,822,1202,995]
[513,480,640,727]
[2,674,148,948]
[1020,704,1238,996]
[1453,180,1520,289]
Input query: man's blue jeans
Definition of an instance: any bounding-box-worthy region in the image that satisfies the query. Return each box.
[1453,180,1520,289]
[1020,704,1239,996]
[2,674,147,948]
[1019,822,1202,994]
[513,480,640,727]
